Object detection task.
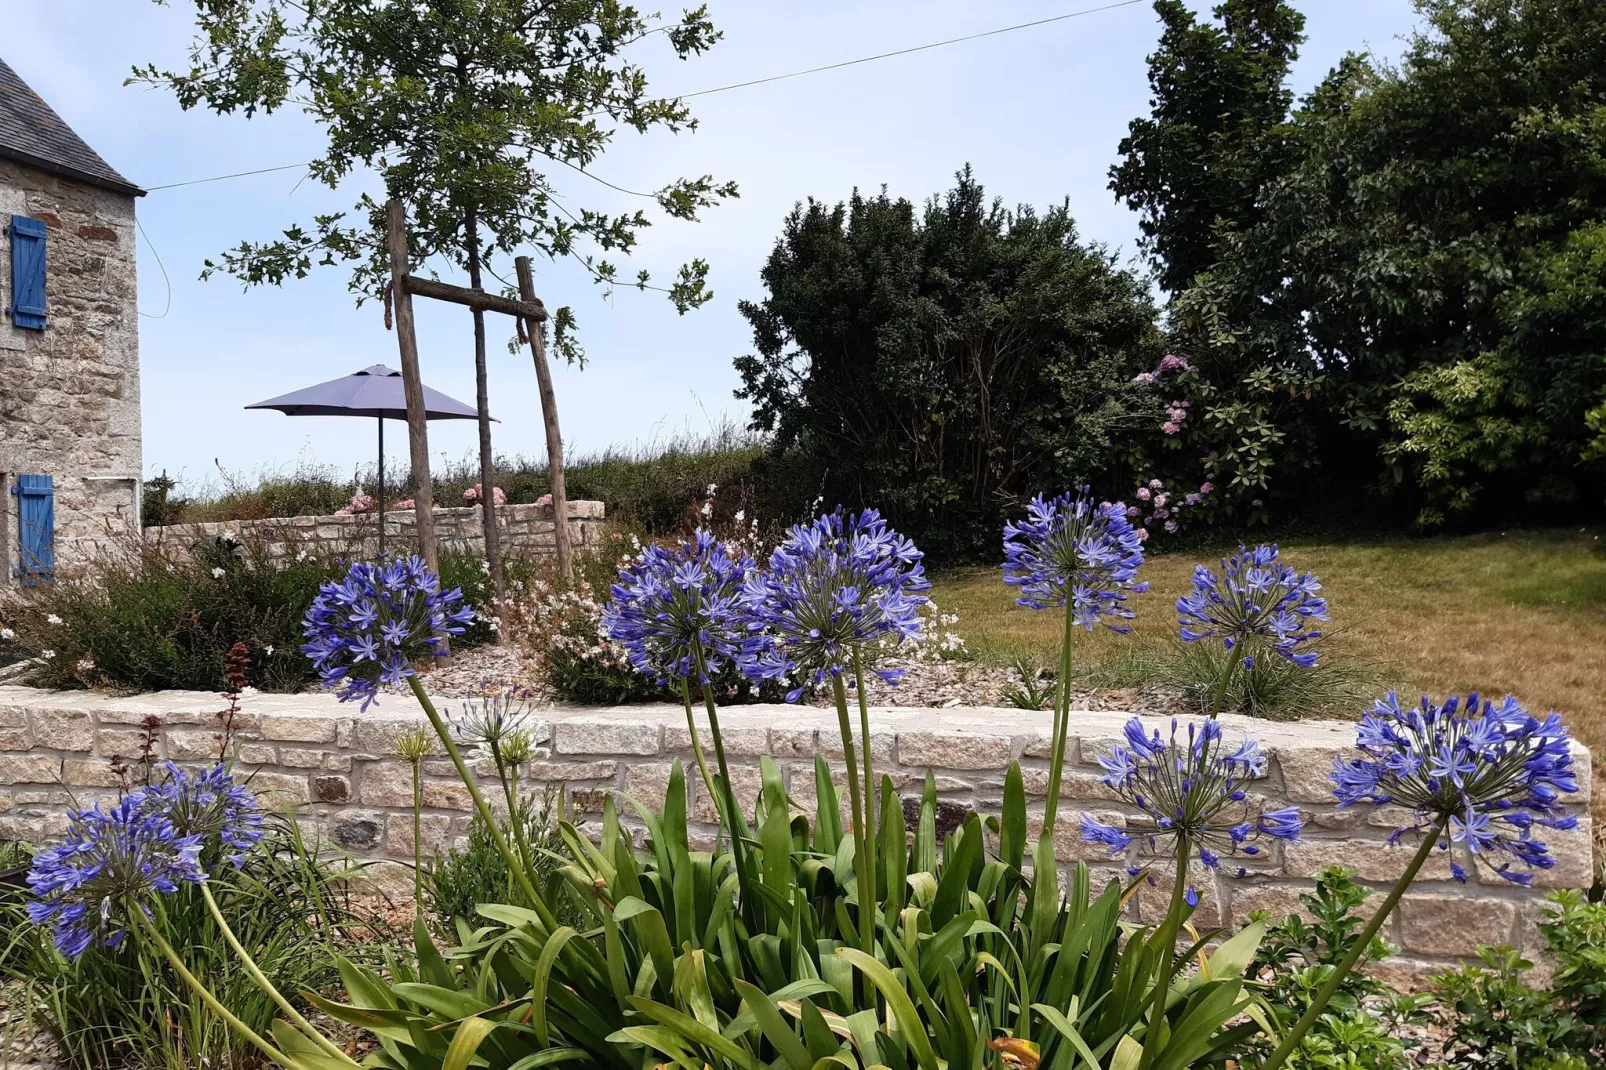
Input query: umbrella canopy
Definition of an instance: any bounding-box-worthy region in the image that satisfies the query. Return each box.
[245,364,485,421]
[245,364,490,554]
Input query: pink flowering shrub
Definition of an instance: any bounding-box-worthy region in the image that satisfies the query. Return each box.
[333,492,375,516]
[463,483,507,506]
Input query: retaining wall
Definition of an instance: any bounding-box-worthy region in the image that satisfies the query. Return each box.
[143,500,606,563]
[0,685,1592,983]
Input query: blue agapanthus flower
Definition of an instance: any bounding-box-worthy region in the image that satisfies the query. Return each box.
[26,795,206,958]
[302,556,475,709]
[139,762,263,868]
[1082,717,1303,877]
[1176,544,1327,668]
[1332,692,1579,885]
[1002,489,1148,630]
[740,508,929,701]
[601,530,754,685]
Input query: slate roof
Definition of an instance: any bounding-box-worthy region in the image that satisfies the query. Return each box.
[0,55,142,197]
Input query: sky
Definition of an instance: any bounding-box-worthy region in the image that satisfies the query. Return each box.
[6,0,1423,495]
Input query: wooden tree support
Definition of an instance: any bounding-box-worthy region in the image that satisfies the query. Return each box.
[402,275,546,322]
[384,200,439,574]
[516,255,573,584]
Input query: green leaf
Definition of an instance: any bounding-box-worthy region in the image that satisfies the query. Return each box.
[507,1048,589,1070]
[413,914,454,989]
[735,978,814,1070]
[835,948,941,1070]
[626,997,771,1070]
[268,1019,353,1070]
[442,1016,497,1070]
[1001,763,1026,873]
[530,925,581,1047]
[1031,1002,1100,1070]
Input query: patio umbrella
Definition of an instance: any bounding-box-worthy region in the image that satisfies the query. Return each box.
[246,364,488,553]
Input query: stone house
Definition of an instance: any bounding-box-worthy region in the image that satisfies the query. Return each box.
[0,55,142,587]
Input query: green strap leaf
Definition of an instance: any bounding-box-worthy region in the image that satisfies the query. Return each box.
[834,948,941,1070]
[530,925,581,1047]
[442,1016,497,1070]
[735,978,815,1070]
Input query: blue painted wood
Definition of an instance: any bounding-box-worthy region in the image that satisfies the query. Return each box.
[13,474,54,584]
[8,215,47,330]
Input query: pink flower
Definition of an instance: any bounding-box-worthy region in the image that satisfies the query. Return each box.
[393,498,416,510]
[536,493,553,507]
[1127,505,1142,518]
[1164,519,1178,533]
[1135,528,1150,542]
[1148,479,1164,490]
[345,493,375,514]
[1157,355,1191,373]
[1154,493,1169,508]
[1136,487,1152,501]
[1162,421,1182,435]
[1132,372,1157,386]
[1199,482,1214,494]
[1185,493,1201,506]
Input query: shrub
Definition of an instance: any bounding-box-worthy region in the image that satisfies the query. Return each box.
[426,788,574,937]
[1,535,502,695]
[0,815,376,1070]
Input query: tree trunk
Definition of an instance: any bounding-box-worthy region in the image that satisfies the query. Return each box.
[514,255,574,585]
[464,206,505,611]
[384,200,438,573]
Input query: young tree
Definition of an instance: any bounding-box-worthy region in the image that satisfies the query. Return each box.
[138,0,736,593]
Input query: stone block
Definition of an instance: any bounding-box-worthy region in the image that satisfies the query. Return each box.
[329,810,386,851]
[313,775,351,804]
[554,720,662,756]
[421,781,474,811]
[167,729,222,762]
[1128,863,1223,929]
[819,728,895,764]
[385,812,453,854]
[91,726,153,761]
[0,727,31,749]
[1284,837,1460,883]
[622,762,689,813]
[665,724,770,757]
[359,761,415,807]
[32,710,93,752]
[243,771,309,808]
[237,744,278,765]
[1518,812,1594,889]
[769,728,819,758]
[62,760,125,788]
[1274,745,1352,803]
[0,755,60,786]
[694,764,764,825]
[353,717,428,756]
[260,715,338,743]
[899,730,1014,770]
[1399,894,1518,958]
[278,747,327,770]
[523,760,617,783]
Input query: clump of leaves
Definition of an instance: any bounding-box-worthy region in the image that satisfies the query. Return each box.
[427,788,576,938]
[1093,636,1378,719]
[998,652,1056,710]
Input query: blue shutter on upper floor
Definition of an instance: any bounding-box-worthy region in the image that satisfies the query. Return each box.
[8,215,47,330]
[13,475,55,585]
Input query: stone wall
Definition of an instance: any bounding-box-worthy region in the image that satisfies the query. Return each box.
[143,500,607,563]
[0,158,141,582]
[0,685,1592,983]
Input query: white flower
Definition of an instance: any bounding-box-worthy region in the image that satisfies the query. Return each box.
[733,509,745,523]
[222,531,238,542]
[705,483,718,497]
[700,500,713,517]
[239,686,260,697]
[211,567,226,579]
[74,656,95,673]
[41,650,55,660]
[0,627,14,641]
[46,614,63,626]
[264,645,274,656]
[296,550,310,562]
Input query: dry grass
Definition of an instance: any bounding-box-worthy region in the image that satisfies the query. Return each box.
[933,527,1606,825]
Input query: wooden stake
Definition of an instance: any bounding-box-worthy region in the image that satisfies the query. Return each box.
[385,200,438,573]
[515,255,574,585]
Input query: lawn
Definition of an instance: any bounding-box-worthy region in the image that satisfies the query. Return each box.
[933,527,1606,821]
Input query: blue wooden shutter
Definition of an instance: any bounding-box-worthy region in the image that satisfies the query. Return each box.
[8,215,47,330]
[13,475,55,585]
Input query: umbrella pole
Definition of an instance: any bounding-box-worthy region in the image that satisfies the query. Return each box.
[377,416,386,557]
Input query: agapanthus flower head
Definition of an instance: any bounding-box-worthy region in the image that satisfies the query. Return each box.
[1083,716,1301,875]
[1176,544,1327,667]
[1002,488,1149,630]
[27,795,206,958]
[449,686,535,750]
[139,762,263,868]
[1332,692,1579,885]
[302,556,475,709]
[740,508,929,701]
[601,530,754,684]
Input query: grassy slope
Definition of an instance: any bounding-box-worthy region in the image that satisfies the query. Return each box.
[934,528,1606,817]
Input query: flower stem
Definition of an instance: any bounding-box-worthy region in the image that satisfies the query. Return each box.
[1141,834,1193,1050]
[1208,652,1238,718]
[410,757,424,917]
[198,884,359,1065]
[406,676,551,928]
[496,743,538,885]
[691,644,759,935]
[851,647,880,990]
[1258,817,1449,1070]
[830,672,874,1008]
[1043,597,1077,838]
[133,905,294,1068]
[680,678,721,804]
